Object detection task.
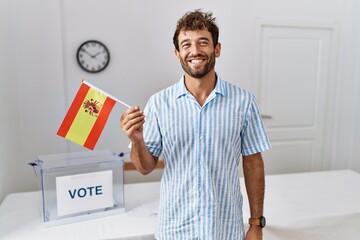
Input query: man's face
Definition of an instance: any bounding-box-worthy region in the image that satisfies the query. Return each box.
[175,29,221,78]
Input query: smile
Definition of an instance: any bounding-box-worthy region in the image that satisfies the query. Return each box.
[188,58,206,64]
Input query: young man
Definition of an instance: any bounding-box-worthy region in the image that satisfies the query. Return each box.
[120,10,270,240]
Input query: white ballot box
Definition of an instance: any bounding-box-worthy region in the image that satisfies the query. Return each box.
[33,149,125,227]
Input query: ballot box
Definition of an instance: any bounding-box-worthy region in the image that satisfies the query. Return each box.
[33,149,125,227]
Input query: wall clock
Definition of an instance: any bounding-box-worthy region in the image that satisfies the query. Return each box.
[76,40,110,73]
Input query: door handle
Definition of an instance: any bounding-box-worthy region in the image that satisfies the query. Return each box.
[261,114,272,119]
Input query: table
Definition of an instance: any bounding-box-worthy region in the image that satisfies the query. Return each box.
[241,169,360,240]
[0,182,160,240]
[1,170,360,239]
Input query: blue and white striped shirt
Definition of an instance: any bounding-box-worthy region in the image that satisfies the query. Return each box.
[142,76,271,240]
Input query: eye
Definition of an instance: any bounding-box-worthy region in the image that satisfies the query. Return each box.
[181,43,191,49]
[199,40,209,46]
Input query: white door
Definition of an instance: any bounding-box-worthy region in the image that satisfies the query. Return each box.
[256,22,338,174]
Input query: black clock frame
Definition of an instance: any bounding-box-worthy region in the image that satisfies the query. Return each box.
[76,40,110,73]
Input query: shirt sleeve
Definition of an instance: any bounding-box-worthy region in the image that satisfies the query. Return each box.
[142,96,163,157]
[241,94,271,156]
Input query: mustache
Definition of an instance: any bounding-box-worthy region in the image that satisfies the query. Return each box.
[186,54,207,60]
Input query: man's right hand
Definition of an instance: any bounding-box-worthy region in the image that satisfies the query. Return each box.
[120,106,145,143]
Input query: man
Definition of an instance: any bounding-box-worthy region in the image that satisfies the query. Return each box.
[120,9,270,240]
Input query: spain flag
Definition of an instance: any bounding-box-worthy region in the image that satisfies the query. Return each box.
[57,81,116,150]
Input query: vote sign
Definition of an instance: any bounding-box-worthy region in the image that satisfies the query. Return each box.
[56,170,114,216]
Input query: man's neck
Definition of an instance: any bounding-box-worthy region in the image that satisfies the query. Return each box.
[184,71,217,106]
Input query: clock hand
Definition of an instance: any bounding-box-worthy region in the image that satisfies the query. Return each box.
[91,52,101,58]
[80,49,93,57]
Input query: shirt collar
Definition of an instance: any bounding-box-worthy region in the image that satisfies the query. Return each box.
[176,74,227,99]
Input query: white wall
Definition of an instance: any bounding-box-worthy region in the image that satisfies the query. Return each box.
[349,0,360,173]
[330,0,360,170]
[0,0,21,201]
[0,0,68,204]
[1,0,360,203]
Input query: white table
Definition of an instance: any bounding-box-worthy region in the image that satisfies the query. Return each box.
[0,182,160,240]
[1,170,360,239]
[241,169,360,240]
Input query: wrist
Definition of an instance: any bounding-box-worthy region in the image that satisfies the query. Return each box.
[246,225,263,239]
[249,216,266,228]
[249,224,263,229]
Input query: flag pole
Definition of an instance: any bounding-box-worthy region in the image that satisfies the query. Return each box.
[81,79,132,109]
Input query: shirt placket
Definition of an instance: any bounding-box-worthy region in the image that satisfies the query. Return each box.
[189,92,217,240]
[197,106,205,240]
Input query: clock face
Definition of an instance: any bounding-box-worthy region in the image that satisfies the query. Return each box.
[76,40,110,73]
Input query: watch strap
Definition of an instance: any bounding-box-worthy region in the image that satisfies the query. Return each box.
[249,216,266,228]
[249,218,260,225]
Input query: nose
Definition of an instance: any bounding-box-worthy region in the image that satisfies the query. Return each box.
[190,43,201,55]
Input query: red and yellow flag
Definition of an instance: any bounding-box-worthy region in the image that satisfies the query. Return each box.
[57,82,116,150]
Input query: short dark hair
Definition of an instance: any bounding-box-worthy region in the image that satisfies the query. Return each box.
[173,9,219,51]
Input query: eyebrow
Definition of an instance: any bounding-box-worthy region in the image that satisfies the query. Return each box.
[179,37,211,46]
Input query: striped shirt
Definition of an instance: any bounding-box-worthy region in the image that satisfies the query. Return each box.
[142,76,271,240]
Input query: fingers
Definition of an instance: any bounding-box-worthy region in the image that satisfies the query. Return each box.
[120,106,145,138]
[121,106,144,128]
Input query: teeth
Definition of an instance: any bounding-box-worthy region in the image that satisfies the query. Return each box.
[190,59,203,63]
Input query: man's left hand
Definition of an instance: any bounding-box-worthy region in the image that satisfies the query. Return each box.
[246,226,263,240]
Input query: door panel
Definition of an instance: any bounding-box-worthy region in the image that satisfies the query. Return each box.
[256,22,336,174]
[265,38,320,128]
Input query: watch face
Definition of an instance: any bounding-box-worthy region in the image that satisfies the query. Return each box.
[260,216,266,228]
[77,40,110,73]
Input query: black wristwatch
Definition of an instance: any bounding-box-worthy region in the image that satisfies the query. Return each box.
[249,216,266,228]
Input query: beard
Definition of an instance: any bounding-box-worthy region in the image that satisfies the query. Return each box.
[180,51,216,78]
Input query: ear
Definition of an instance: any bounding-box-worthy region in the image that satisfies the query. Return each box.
[215,43,221,58]
[174,49,181,62]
